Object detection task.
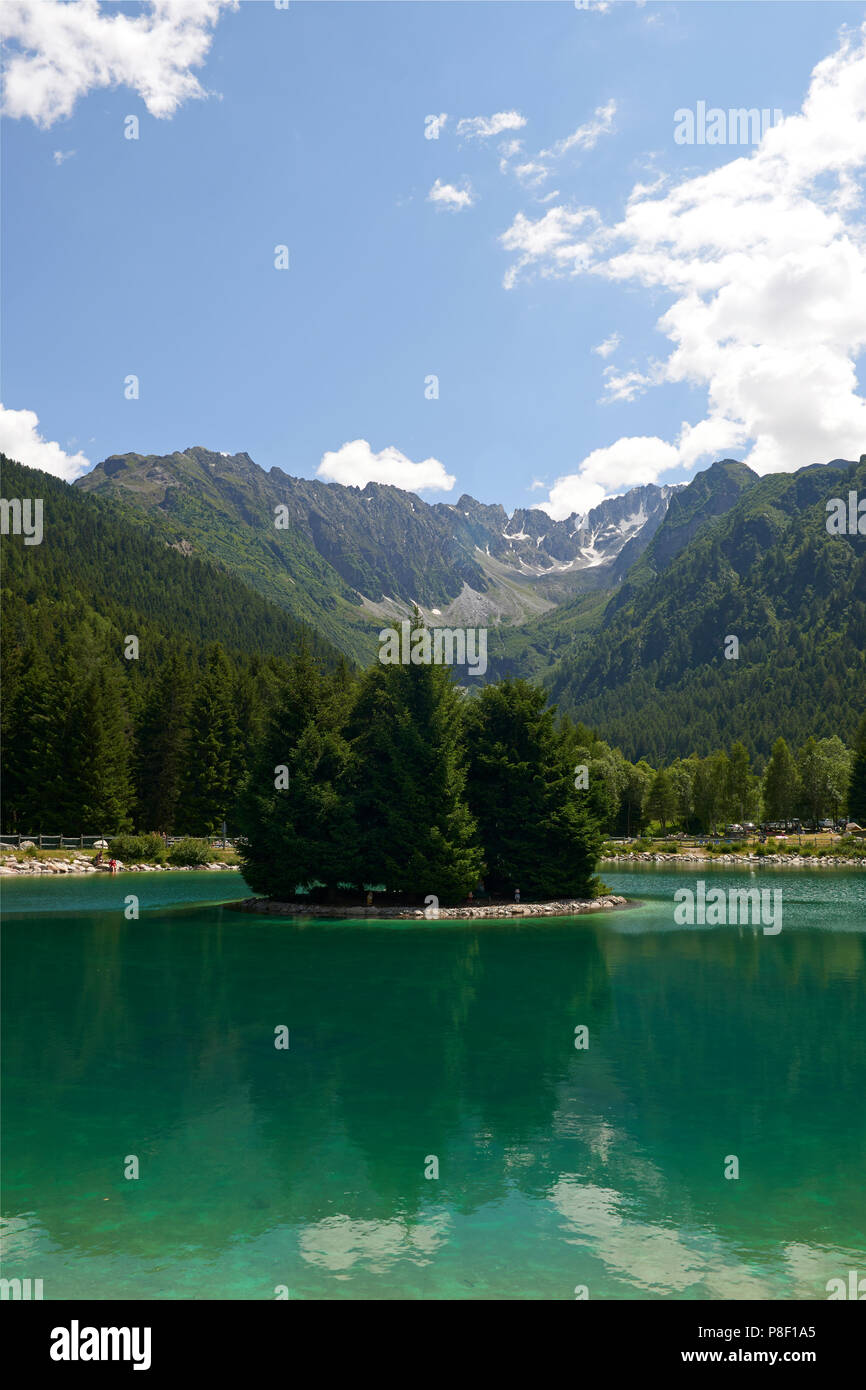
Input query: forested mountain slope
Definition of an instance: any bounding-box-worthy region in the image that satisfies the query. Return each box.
[547,456,866,760]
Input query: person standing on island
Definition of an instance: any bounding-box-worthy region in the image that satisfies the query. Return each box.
[514,887,520,904]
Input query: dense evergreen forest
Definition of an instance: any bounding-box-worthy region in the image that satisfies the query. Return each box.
[0,455,339,835]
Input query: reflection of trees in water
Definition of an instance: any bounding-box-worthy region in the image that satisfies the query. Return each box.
[306,922,615,1219]
[2,913,613,1253]
[3,911,864,1266]
[578,928,866,1254]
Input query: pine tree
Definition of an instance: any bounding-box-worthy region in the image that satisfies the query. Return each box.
[181,644,241,835]
[347,633,484,903]
[1,651,68,831]
[135,648,191,832]
[63,666,134,833]
[236,647,357,899]
[464,679,600,899]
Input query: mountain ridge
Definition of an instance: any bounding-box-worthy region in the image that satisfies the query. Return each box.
[9,444,864,760]
[75,446,677,655]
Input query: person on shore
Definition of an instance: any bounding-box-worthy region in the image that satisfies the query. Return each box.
[109,857,117,874]
[514,887,520,904]
[94,850,103,867]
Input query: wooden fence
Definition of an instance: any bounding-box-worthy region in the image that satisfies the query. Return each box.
[0,834,236,850]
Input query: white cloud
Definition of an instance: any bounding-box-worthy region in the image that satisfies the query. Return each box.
[52,148,75,164]
[426,113,447,139]
[499,99,616,191]
[0,404,90,481]
[504,24,866,478]
[540,437,680,520]
[514,161,550,189]
[593,332,621,358]
[501,206,600,289]
[0,0,235,129]
[457,111,526,140]
[427,178,474,210]
[317,440,456,494]
[540,99,617,159]
[601,360,665,402]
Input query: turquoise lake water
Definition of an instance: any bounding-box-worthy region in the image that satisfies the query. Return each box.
[2,865,864,1300]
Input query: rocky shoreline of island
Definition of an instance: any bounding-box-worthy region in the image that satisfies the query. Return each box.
[233,893,630,920]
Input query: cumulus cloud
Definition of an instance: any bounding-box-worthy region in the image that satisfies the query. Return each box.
[457,111,526,140]
[541,437,680,519]
[601,360,666,403]
[317,440,456,494]
[52,148,75,164]
[0,404,90,481]
[501,206,600,289]
[0,0,234,128]
[504,23,866,483]
[427,178,474,210]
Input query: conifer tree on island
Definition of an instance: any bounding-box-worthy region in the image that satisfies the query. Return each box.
[346,634,484,902]
[236,646,356,900]
[463,679,601,900]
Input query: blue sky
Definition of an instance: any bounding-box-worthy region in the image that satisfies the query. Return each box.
[2,0,865,517]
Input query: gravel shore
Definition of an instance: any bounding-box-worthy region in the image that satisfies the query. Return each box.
[0,857,239,876]
[604,851,863,868]
[234,893,630,920]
